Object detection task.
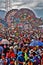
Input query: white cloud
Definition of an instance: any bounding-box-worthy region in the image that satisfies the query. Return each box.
[10,0,43,10]
[21,0,43,8]
[0,0,43,11]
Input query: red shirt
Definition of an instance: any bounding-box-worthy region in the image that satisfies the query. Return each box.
[10,52,16,58]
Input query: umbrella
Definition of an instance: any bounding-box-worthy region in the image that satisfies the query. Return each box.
[37,41,43,46]
[1,39,10,44]
[29,40,38,46]
[29,40,43,46]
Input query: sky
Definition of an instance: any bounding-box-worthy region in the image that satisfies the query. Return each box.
[0,0,43,18]
[12,0,43,18]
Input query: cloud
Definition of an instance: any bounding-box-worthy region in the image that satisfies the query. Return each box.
[18,0,43,9]
[0,0,43,10]
[11,0,43,10]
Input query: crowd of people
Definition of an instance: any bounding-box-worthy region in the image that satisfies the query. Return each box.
[0,31,43,65]
[0,8,43,65]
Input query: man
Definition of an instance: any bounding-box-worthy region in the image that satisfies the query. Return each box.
[17,52,25,65]
[0,46,3,54]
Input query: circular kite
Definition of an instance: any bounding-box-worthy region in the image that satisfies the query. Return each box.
[14,8,36,23]
[5,9,18,23]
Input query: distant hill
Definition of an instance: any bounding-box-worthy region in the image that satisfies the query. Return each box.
[0,10,6,19]
[34,9,43,18]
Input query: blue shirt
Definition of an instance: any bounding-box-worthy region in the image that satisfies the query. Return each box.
[17,55,25,65]
[17,51,22,56]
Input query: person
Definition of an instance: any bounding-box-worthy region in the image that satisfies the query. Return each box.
[0,46,3,54]
[10,58,14,65]
[24,48,29,64]
[6,49,10,58]
[3,44,7,57]
[17,48,22,56]
[41,51,43,65]
[17,52,25,65]
[33,52,40,65]
[0,54,3,65]
[9,48,16,59]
